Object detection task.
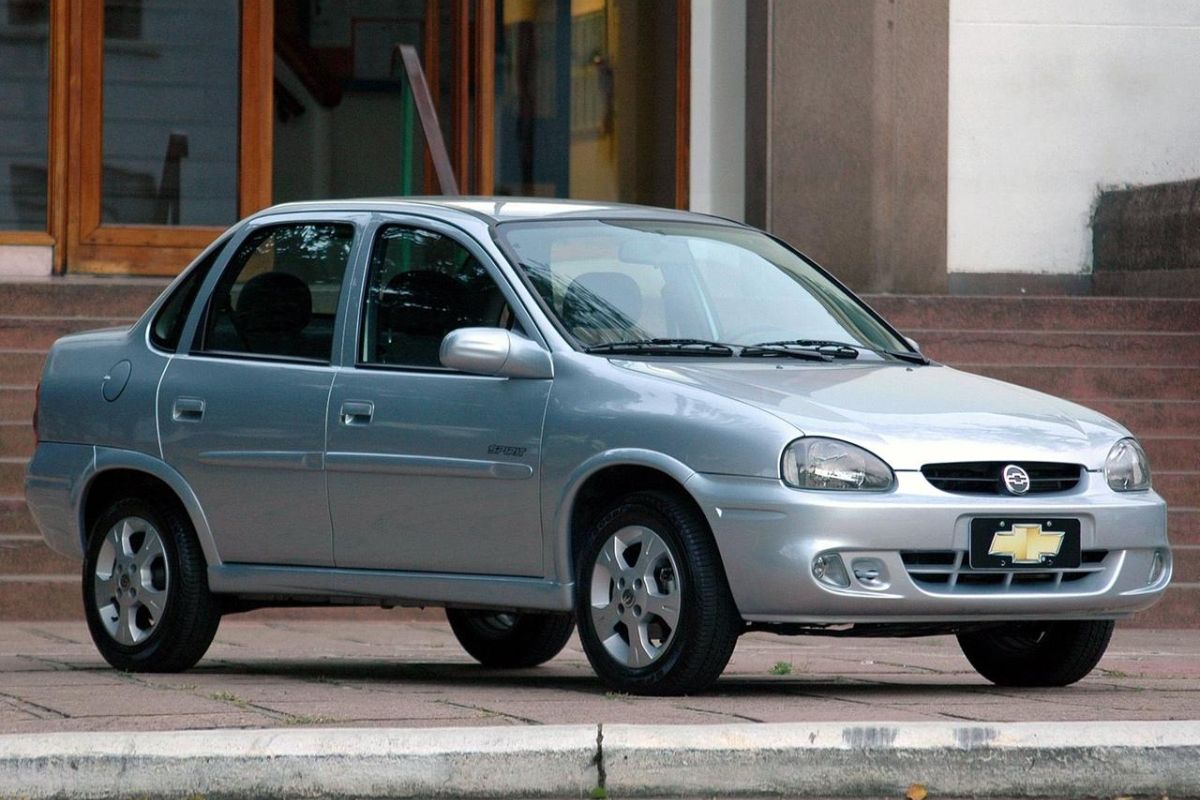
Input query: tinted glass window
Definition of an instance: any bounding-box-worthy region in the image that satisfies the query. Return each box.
[150,237,228,352]
[361,226,514,368]
[502,220,906,356]
[199,223,353,362]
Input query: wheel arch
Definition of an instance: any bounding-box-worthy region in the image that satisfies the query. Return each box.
[81,448,219,567]
[552,449,711,584]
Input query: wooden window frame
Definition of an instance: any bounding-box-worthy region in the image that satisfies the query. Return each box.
[34,0,688,275]
[0,0,65,249]
[65,0,272,275]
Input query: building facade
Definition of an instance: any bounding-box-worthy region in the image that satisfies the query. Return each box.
[2,0,1199,293]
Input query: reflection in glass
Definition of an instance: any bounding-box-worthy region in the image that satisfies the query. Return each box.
[495,0,677,206]
[101,0,239,226]
[0,0,50,230]
[273,0,437,204]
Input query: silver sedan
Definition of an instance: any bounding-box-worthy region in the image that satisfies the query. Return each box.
[26,198,1170,694]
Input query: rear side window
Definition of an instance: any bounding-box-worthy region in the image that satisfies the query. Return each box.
[150,239,227,352]
[198,223,354,363]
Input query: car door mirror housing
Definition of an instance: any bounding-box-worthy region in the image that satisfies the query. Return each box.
[904,336,921,353]
[440,328,553,379]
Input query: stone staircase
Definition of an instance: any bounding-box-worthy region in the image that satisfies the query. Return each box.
[0,279,166,621]
[0,281,1195,626]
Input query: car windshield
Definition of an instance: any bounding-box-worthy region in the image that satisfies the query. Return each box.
[499,219,909,357]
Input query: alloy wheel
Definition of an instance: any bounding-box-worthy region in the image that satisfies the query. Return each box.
[92,516,170,646]
[588,524,682,668]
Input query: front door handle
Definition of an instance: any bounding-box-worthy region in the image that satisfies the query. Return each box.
[340,401,374,426]
[172,397,205,423]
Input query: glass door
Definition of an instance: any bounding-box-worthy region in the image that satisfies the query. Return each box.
[492,0,687,207]
[67,0,271,274]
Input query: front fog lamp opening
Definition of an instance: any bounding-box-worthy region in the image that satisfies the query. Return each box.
[812,554,850,588]
[1105,438,1151,492]
[1149,550,1167,585]
[782,438,894,492]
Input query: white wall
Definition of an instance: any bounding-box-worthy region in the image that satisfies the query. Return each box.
[948,0,1200,274]
[689,0,745,222]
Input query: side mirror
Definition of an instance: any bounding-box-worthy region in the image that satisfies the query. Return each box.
[440,328,554,379]
[904,336,921,353]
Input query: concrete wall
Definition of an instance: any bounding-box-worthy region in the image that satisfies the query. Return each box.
[746,0,948,293]
[948,0,1200,275]
[689,0,746,222]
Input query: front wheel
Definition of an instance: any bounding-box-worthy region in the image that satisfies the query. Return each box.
[446,609,575,668]
[83,494,221,672]
[574,491,742,695]
[957,620,1115,686]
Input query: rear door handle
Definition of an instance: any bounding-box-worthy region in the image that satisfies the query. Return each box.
[172,397,205,423]
[340,401,374,426]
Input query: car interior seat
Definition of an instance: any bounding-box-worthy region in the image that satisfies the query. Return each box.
[233,271,314,358]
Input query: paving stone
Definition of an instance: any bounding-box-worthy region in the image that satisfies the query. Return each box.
[0,621,1196,734]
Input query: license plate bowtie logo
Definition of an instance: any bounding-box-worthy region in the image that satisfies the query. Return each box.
[988,523,1065,564]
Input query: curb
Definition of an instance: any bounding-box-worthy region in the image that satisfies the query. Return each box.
[2,721,1199,798]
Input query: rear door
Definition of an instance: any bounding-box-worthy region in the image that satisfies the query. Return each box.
[325,218,551,576]
[158,216,362,566]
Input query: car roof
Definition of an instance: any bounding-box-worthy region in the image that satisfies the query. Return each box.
[252,196,742,227]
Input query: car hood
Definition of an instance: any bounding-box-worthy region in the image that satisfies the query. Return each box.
[613,360,1128,470]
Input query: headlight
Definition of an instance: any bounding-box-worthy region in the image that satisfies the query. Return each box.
[1105,438,1151,492]
[782,437,894,491]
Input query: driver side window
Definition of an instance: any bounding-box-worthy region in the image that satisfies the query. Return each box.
[360,225,514,369]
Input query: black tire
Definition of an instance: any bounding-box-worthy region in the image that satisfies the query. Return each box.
[574,490,742,696]
[957,620,1115,687]
[83,494,221,672]
[446,609,575,668]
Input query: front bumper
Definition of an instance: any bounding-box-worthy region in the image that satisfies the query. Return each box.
[688,470,1170,624]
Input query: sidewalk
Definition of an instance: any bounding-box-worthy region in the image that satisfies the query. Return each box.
[3,613,1199,732]
[3,615,1199,798]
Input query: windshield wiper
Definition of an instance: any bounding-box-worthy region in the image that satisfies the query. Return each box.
[738,343,833,361]
[748,339,930,365]
[584,338,736,356]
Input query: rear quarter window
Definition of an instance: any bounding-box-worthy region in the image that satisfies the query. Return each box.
[150,238,228,352]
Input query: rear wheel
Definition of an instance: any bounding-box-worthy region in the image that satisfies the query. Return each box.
[957,620,1115,686]
[574,490,741,696]
[446,609,575,668]
[83,494,221,672]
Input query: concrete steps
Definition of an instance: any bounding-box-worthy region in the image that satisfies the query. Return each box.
[868,295,1200,332]
[0,278,165,317]
[0,535,78,574]
[967,365,1200,401]
[916,330,1200,367]
[0,387,36,421]
[0,316,131,349]
[0,351,50,385]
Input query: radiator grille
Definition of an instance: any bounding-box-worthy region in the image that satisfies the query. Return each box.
[921,461,1083,495]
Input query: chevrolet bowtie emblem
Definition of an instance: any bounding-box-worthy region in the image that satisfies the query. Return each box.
[988,523,1065,564]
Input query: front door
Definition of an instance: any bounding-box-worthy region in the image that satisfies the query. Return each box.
[326,220,550,576]
[159,219,357,566]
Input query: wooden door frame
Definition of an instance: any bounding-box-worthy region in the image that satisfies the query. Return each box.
[46,0,689,275]
[0,1,65,253]
[65,0,272,275]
